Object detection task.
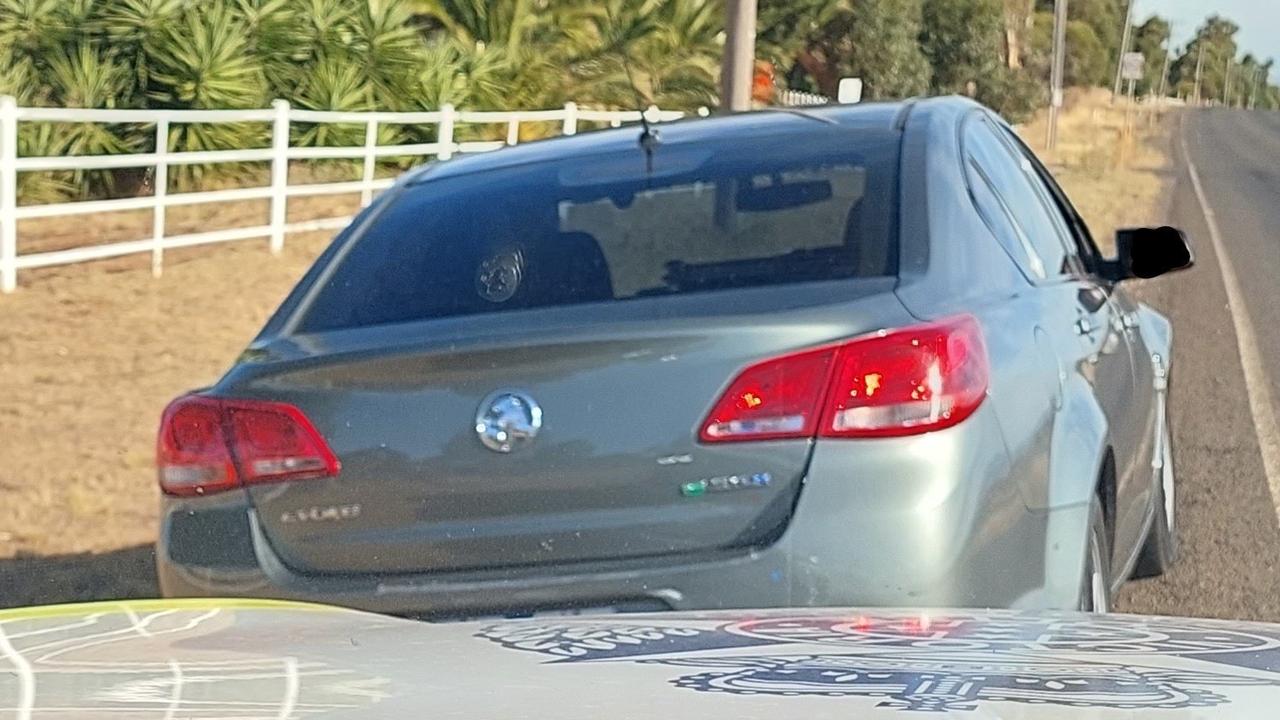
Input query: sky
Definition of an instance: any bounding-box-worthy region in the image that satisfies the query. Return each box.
[1135,0,1280,68]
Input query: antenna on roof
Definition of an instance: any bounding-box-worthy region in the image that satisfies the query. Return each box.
[607,4,661,173]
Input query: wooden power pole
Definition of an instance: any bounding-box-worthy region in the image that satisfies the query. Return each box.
[719,0,758,113]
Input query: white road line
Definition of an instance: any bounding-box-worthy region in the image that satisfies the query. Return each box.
[1180,130,1280,521]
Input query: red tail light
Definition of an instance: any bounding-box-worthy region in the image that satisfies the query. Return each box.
[157,395,340,497]
[699,316,988,442]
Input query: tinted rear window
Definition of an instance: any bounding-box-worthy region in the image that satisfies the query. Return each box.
[299,130,900,332]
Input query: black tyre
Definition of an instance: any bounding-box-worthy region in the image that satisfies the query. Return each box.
[1081,495,1112,612]
[1134,409,1179,578]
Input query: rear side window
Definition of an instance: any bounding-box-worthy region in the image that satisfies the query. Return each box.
[298,133,900,333]
[966,160,1045,279]
[997,125,1099,272]
[963,116,1072,279]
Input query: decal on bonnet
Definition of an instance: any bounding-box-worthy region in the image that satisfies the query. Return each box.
[478,612,1280,713]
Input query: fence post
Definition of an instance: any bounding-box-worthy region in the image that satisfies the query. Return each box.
[506,117,520,146]
[269,99,290,255]
[562,102,578,136]
[151,117,169,277]
[0,96,17,294]
[361,118,378,207]
[437,104,455,160]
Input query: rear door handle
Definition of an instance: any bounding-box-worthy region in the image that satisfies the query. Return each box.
[1075,316,1098,337]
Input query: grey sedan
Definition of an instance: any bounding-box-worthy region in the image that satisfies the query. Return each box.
[154,97,1192,614]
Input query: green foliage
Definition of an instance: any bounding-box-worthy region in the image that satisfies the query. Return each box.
[979,66,1044,123]
[411,0,543,54]
[562,0,721,109]
[413,39,508,110]
[146,2,270,184]
[1178,16,1280,109]
[0,0,80,63]
[148,5,267,110]
[1063,20,1110,88]
[99,0,185,100]
[1063,0,1124,78]
[347,0,423,105]
[920,0,1004,96]
[231,0,310,99]
[756,0,847,67]
[1027,11,1108,88]
[848,0,934,99]
[759,0,932,99]
[1129,15,1170,96]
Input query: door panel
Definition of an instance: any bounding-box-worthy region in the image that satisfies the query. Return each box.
[1035,282,1138,516]
[990,114,1154,574]
[1103,285,1159,565]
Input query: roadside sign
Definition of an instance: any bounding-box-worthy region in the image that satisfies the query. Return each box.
[838,77,863,104]
[1122,52,1145,81]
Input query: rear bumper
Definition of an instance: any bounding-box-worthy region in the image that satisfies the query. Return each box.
[158,404,1092,614]
[157,504,1089,615]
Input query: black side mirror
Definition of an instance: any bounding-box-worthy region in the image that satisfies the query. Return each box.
[1108,226,1194,281]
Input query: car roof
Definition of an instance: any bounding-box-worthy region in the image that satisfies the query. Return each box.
[11,600,1280,718]
[406,99,956,184]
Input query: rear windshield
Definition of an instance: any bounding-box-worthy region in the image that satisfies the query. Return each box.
[299,130,900,333]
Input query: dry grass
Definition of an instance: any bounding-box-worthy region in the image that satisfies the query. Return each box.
[0,92,1180,607]
[1018,87,1176,253]
[0,231,334,605]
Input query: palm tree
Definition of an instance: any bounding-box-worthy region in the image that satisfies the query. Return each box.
[98,0,186,104]
[230,0,311,100]
[143,3,269,185]
[0,0,745,200]
[43,42,139,197]
[563,0,720,109]
[0,40,38,103]
[410,0,541,54]
[410,0,569,108]
[347,0,423,107]
[0,0,87,67]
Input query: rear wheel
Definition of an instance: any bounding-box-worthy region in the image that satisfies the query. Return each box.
[1134,404,1179,578]
[1080,496,1112,613]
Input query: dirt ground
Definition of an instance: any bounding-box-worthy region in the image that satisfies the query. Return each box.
[0,92,1177,608]
[0,224,337,605]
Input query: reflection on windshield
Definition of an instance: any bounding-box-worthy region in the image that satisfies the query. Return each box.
[561,167,868,298]
[0,605,387,719]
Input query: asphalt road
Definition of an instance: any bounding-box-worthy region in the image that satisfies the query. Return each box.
[1114,109,1280,620]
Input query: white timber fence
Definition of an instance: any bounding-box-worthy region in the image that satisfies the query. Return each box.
[777,89,830,107]
[0,98,683,293]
